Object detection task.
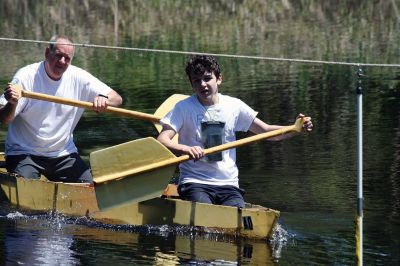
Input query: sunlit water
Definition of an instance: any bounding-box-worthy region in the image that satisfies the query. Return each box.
[0,1,399,265]
[0,207,288,265]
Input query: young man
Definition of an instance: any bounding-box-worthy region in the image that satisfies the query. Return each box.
[157,55,313,208]
[0,35,123,183]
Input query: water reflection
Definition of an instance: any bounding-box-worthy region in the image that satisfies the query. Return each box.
[2,212,79,266]
[0,209,280,265]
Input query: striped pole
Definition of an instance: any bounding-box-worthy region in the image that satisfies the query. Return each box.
[356,67,364,266]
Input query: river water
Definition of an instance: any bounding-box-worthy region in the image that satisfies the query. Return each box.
[0,1,399,265]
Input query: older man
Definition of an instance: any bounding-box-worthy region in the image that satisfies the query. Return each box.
[0,35,123,183]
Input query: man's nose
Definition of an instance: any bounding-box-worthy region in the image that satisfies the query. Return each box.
[59,56,66,64]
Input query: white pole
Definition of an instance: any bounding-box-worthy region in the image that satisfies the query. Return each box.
[356,67,364,266]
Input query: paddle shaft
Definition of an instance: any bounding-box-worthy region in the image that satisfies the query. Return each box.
[95,119,304,184]
[21,90,161,123]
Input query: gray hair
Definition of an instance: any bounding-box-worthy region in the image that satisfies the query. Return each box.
[48,35,74,53]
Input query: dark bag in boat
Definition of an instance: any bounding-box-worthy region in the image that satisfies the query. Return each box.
[201,121,225,162]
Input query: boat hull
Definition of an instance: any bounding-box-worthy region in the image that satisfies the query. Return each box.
[0,171,279,239]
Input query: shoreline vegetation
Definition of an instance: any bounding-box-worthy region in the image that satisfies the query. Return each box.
[0,0,399,65]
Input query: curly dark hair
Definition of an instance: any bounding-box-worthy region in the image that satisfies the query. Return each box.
[185,55,221,80]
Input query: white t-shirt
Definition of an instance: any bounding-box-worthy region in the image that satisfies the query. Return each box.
[160,93,258,187]
[0,61,112,157]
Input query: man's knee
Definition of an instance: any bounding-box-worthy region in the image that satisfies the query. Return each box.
[223,198,245,208]
[78,169,93,183]
[219,186,245,208]
[178,183,213,204]
[53,154,92,183]
[6,155,41,179]
[17,167,41,179]
[190,192,213,204]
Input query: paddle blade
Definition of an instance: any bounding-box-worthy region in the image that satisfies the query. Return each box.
[153,94,188,133]
[90,137,177,209]
[95,164,177,210]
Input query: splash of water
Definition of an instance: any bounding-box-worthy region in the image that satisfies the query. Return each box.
[268,222,296,261]
[6,211,26,219]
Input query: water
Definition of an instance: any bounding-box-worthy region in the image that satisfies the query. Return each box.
[0,207,281,265]
[0,1,399,265]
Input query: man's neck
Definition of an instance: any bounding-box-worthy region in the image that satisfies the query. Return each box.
[44,61,61,81]
[198,93,219,106]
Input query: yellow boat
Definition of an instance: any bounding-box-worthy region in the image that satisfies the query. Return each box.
[0,159,279,240]
[0,93,300,240]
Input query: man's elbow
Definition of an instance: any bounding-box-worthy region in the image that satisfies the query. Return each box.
[0,116,12,125]
[116,96,123,106]
[111,95,123,107]
[156,135,165,144]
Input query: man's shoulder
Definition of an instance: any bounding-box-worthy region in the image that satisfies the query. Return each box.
[16,62,42,74]
[65,65,89,75]
[63,65,95,82]
[175,94,196,107]
[12,62,43,84]
[219,94,253,114]
[219,93,243,104]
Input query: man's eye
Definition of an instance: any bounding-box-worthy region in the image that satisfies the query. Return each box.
[55,54,70,62]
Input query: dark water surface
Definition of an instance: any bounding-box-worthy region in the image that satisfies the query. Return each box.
[0,1,399,265]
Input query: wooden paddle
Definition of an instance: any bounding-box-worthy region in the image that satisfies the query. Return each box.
[10,83,188,131]
[92,117,306,209]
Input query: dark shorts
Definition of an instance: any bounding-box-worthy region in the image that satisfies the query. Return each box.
[5,153,92,183]
[178,182,245,208]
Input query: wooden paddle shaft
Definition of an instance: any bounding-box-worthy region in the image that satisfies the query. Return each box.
[95,119,304,184]
[204,123,298,155]
[21,90,161,122]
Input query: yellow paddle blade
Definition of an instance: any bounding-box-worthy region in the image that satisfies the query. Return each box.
[90,137,177,209]
[153,94,189,133]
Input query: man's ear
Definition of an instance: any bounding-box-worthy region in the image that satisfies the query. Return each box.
[217,74,223,85]
[45,47,50,59]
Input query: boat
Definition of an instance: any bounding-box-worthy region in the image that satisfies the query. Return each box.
[0,153,280,239]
